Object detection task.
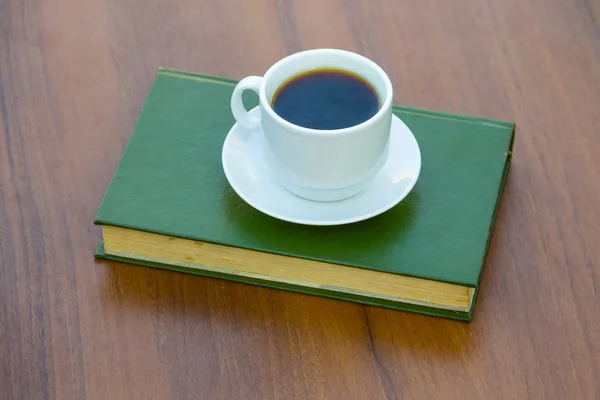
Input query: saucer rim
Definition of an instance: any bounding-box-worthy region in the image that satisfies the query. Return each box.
[222,110,421,226]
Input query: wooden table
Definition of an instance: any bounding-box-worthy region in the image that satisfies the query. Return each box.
[2,0,599,398]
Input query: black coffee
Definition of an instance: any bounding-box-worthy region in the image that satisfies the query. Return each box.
[271,68,380,130]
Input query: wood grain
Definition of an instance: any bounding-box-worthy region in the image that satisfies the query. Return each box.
[1,0,599,398]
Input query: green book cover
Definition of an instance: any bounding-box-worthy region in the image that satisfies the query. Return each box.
[94,68,514,321]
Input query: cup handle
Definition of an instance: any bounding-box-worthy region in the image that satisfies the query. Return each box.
[231,76,262,130]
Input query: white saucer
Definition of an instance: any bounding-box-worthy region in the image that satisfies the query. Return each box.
[222,113,421,226]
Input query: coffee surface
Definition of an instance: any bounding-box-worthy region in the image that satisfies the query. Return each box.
[271,68,380,130]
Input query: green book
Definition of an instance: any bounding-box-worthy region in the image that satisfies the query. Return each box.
[94,68,514,322]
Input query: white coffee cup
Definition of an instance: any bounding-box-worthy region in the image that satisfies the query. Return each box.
[230,48,393,202]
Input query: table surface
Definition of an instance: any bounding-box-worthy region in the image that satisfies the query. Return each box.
[2,0,599,398]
